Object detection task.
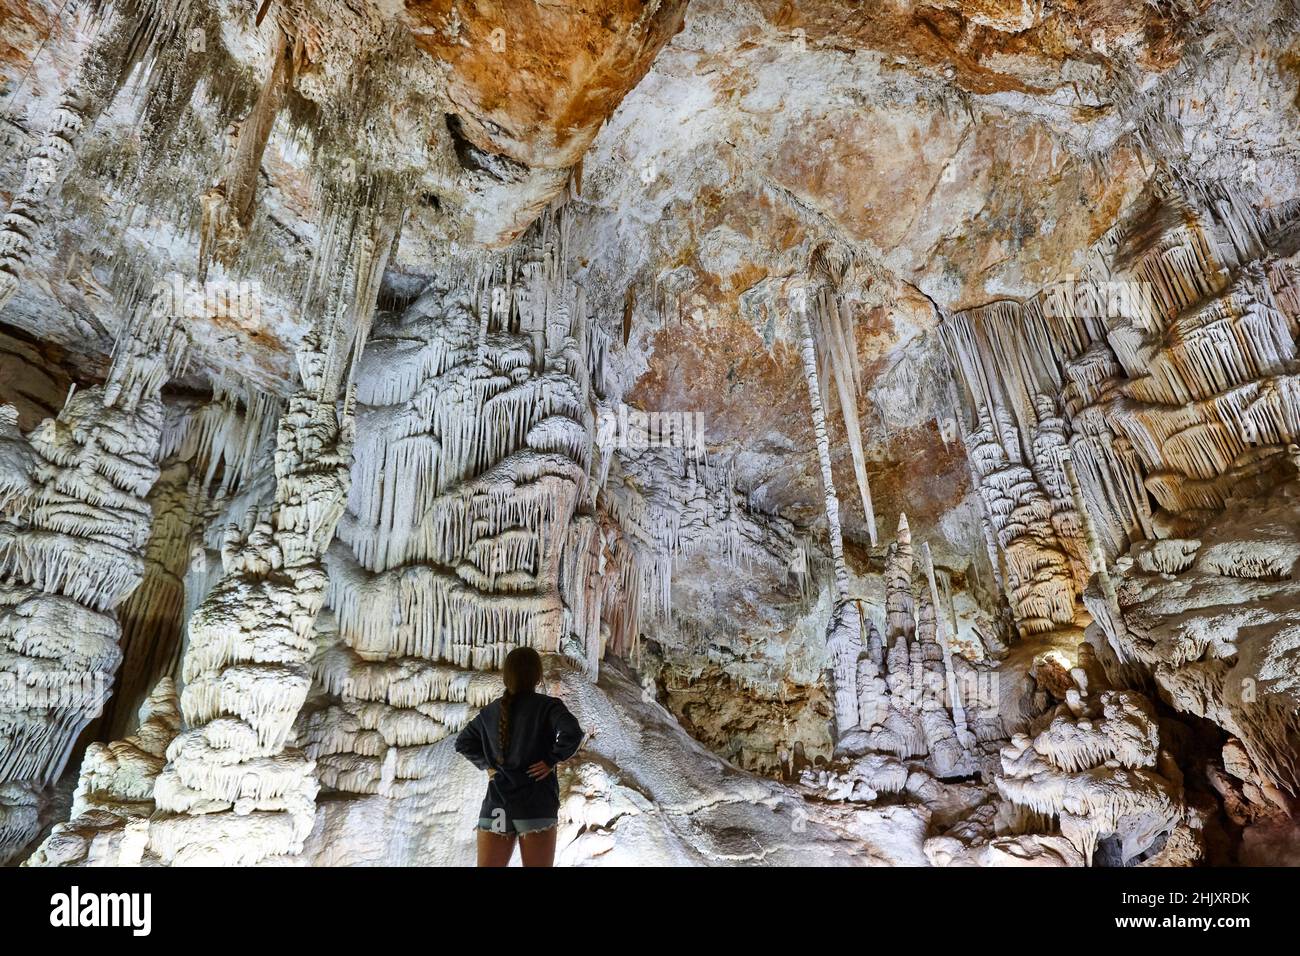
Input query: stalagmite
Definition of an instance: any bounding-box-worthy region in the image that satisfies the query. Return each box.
[886,514,915,647]
[922,542,975,756]
[871,516,927,759]
[856,620,890,731]
[826,600,863,737]
[914,584,972,777]
[25,677,180,867]
[828,515,992,779]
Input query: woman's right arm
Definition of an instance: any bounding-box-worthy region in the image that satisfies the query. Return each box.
[454,713,492,771]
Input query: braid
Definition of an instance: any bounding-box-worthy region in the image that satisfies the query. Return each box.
[498,689,513,758]
[496,646,541,764]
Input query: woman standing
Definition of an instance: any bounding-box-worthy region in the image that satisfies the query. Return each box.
[454,647,585,866]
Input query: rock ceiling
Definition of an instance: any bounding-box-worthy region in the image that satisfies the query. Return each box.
[5,0,1294,560]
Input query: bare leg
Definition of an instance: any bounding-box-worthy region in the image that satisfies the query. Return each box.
[518,827,557,867]
[477,829,516,867]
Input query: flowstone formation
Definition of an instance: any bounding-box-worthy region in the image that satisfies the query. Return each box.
[996,655,1197,866]
[940,170,1300,861]
[1099,476,1300,814]
[302,215,601,806]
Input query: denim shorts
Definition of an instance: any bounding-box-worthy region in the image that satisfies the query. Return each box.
[477,815,557,836]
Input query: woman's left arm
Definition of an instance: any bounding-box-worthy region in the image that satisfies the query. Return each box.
[548,700,584,765]
[526,700,585,781]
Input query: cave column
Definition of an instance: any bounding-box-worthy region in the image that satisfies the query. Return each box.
[148,182,400,864]
[0,288,188,862]
[793,298,862,737]
[148,333,354,866]
[304,214,599,803]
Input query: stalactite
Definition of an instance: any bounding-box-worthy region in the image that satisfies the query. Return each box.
[0,406,37,516]
[1060,450,1120,617]
[809,289,878,546]
[964,410,1079,634]
[1096,477,1300,796]
[944,180,1300,644]
[937,172,1300,854]
[791,297,875,742]
[198,23,293,277]
[0,0,205,314]
[600,445,806,655]
[795,304,849,602]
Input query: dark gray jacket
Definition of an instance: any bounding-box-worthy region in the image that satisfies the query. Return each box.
[454,691,584,820]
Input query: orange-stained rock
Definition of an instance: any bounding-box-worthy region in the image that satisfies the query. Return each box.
[404,0,689,170]
[755,0,1191,95]
[0,0,51,73]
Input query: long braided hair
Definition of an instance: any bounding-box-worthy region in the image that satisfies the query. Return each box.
[499,647,543,759]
